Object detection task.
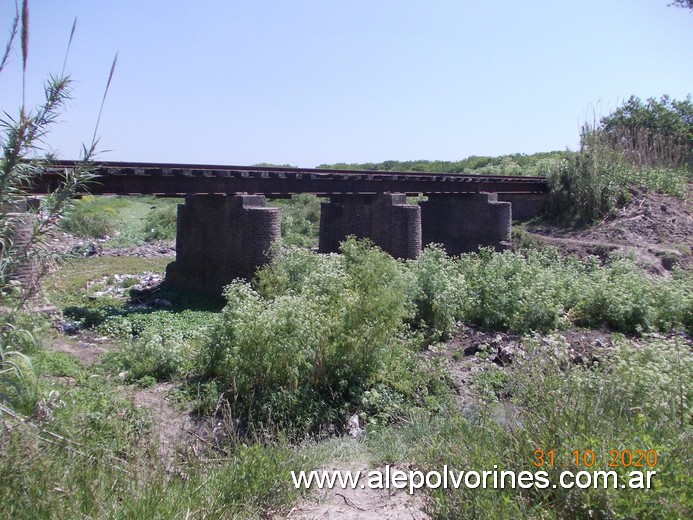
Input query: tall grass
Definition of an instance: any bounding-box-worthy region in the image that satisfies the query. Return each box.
[0,371,321,519]
[59,196,180,245]
[548,124,690,226]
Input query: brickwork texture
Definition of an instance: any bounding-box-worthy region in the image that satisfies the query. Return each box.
[318,194,421,259]
[166,194,280,295]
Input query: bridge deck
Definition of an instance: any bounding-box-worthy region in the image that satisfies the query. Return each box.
[30,160,549,196]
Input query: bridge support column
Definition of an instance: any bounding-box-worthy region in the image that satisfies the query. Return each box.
[166,194,280,295]
[421,193,511,254]
[318,194,421,259]
[496,192,548,220]
[0,198,41,294]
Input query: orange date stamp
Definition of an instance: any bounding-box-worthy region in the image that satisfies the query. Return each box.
[533,449,658,468]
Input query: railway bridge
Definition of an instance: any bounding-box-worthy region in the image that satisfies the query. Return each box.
[32,161,549,295]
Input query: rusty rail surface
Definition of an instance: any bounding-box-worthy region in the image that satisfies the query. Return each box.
[28,160,549,196]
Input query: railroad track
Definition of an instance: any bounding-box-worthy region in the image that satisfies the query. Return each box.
[29,160,549,196]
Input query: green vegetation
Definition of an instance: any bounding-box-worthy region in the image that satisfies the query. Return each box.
[4,233,691,518]
[1,4,690,514]
[320,151,570,177]
[548,95,692,225]
[198,240,451,435]
[62,194,322,248]
[600,95,692,168]
[269,194,321,248]
[369,333,692,519]
[60,195,181,246]
[48,239,690,435]
[0,370,322,519]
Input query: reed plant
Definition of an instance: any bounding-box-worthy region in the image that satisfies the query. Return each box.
[0,1,116,305]
[547,122,690,226]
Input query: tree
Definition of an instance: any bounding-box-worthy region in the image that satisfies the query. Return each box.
[670,0,693,10]
[599,95,693,168]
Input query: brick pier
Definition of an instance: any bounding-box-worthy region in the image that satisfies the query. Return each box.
[318,194,421,259]
[165,194,280,295]
[421,193,512,254]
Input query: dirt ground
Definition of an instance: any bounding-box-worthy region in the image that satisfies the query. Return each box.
[280,461,430,520]
[45,231,175,258]
[522,188,693,275]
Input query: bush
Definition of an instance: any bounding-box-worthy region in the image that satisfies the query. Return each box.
[198,239,422,435]
[406,244,465,341]
[458,248,580,333]
[190,234,683,434]
[574,259,693,333]
[103,329,192,384]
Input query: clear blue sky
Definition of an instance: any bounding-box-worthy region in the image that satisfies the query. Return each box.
[1,1,691,167]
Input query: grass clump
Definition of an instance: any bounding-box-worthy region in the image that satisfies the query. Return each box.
[59,196,120,238]
[102,328,195,385]
[142,202,178,242]
[59,196,181,246]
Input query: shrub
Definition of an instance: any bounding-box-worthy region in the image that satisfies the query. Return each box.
[458,248,579,333]
[574,258,693,333]
[198,238,420,435]
[103,329,192,384]
[0,311,44,416]
[406,244,466,341]
[458,247,693,335]
[547,129,633,226]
